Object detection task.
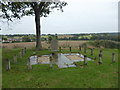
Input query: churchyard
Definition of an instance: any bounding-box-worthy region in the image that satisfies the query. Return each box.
[2,36,119,88]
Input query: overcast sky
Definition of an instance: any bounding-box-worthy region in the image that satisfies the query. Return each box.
[0,0,119,35]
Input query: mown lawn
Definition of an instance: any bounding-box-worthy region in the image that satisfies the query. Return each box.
[2,48,119,88]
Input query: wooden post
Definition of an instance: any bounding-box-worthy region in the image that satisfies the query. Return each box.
[94,57,96,60]
[90,48,93,55]
[112,53,115,62]
[19,51,22,58]
[84,55,87,65]
[6,59,11,70]
[13,55,17,64]
[28,57,32,70]
[84,47,86,53]
[79,46,82,51]
[69,47,71,52]
[59,47,61,52]
[24,47,26,54]
[48,46,50,50]
[22,49,24,56]
[98,54,102,65]
[49,56,53,68]
[100,50,102,55]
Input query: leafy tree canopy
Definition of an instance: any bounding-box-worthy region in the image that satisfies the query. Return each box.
[1,0,67,21]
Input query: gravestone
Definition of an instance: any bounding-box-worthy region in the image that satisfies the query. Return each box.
[27,57,32,70]
[112,53,115,62]
[49,56,53,68]
[50,39,58,51]
[13,55,17,64]
[6,59,11,70]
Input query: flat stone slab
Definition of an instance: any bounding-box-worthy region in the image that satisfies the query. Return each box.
[37,55,50,64]
[56,53,76,68]
[29,53,92,68]
[65,55,83,60]
[64,53,92,62]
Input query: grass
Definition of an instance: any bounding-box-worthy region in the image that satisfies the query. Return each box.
[0,48,2,89]
[2,47,119,88]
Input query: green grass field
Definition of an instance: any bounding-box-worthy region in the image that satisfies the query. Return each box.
[2,48,119,88]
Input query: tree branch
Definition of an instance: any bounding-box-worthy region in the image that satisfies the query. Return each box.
[39,2,45,11]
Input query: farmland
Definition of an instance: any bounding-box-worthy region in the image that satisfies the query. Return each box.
[2,40,89,49]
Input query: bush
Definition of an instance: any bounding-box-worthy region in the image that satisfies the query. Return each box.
[89,40,119,49]
[22,36,31,42]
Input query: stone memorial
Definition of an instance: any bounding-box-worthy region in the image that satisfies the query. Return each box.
[28,57,32,70]
[49,56,53,68]
[13,55,17,64]
[6,59,11,70]
[112,53,115,62]
[50,36,58,51]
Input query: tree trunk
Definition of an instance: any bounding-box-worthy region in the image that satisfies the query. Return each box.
[35,12,42,50]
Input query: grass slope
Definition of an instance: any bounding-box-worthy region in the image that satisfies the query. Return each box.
[2,48,118,88]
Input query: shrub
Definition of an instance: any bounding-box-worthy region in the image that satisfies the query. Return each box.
[89,40,119,49]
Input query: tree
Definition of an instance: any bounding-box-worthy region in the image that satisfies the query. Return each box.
[2,36,7,40]
[1,0,67,50]
[22,36,31,42]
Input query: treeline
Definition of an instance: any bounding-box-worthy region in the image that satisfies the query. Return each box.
[1,32,119,42]
[88,40,120,49]
[59,33,119,41]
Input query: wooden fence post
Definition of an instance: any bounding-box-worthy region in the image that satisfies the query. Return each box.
[28,57,32,70]
[84,55,87,65]
[100,50,102,55]
[98,54,102,65]
[6,59,11,70]
[112,53,115,62]
[69,47,71,52]
[22,49,24,56]
[84,47,86,53]
[48,46,50,50]
[59,47,61,52]
[13,55,17,64]
[90,48,93,55]
[24,47,26,54]
[79,46,82,51]
[19,51,22,58]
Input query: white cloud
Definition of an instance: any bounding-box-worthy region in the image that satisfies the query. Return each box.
[1,0,118,34]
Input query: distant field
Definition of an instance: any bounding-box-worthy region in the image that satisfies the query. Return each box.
[2,40,92,49]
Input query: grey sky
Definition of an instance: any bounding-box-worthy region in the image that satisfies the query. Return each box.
[0,0,119,35]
